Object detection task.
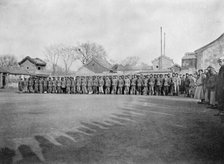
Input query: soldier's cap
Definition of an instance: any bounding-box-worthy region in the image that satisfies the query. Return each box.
[218,56,224,62]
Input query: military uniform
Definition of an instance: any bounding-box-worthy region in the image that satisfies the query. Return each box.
[111,77,118,94]
[99,77,105,94]
[105,77,111,94]
[87,77,93,94]
[143,77,148,95]
[71,78,76,94]
[81,77,87,94]
[34,78,39,93]
[148,76,155,95]
[117,77,124,94]
[52,78,57,93]
[56,78,61,93]
[66,78,71,94]
[39,78,43,93]
[43,78,48,93]
[61,78,66,93]
[48,78,53,93]
[130,76,137,95]
[217,63,224,112]
[155,76,162,96]
[136,77,143,95]
[28,78,34,93]
[23,78,28,93]
[163,76,170,96]
[76,77,81,94]
[93,77,99,94]
[124,77,130,95]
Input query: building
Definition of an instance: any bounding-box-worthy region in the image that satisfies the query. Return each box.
[181,52,197,72]
[18,56,47,72]
[152,56,174,70]
[194,33,224,71]
[76,57,112,76]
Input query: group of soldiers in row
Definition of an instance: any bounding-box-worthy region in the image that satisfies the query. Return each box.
[19,73,186,96]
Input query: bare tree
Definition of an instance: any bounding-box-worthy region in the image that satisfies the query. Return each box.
[0,55,18,68]
[60,46,79,74]
[121,56,140,67]
[44,44,61,75]
[75,42,107,64]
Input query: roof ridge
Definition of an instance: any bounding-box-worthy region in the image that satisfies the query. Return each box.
[195,33,224,53]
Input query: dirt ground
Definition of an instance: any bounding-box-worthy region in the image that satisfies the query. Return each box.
[0,92,224,164]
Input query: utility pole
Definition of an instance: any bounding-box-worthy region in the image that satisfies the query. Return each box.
[160,27,163,70]
[164,32,166,56]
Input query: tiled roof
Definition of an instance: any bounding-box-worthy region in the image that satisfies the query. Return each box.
[18,56,46,66]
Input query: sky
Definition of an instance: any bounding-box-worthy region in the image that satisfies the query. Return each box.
[0,0,223,70]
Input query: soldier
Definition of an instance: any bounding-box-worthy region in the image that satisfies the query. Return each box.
[163,74,170,96]
[81,76,87,94]
[43,77,48,93]
[38,77,43,93]
[66,77,71,94]
[61,77,66,93]
[124,75,130,95]
[207,68,217,109]
[111,76,118,94]
[48,77,53,93]
[70,77,76,94]
[99,76,105,94]
[155,74,162,96]
[18,77,23,92]
[148,74,155,95]
[130,75,137,95]
[56,77,61,94]
[215,57,224,116]
[28,77,34,93]
[93,76,99,94]
[34,77,39,93]
[184,73,191,97]
[23,78,28,93]
[117,76,124,94]
[105,76,111,94]
[136,75,143,95]
[51,77,56,93]
[87,76,93,94]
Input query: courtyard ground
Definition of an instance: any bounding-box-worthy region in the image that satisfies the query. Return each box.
[0,92,224,164]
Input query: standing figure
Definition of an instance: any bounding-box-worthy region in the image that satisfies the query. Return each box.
[87,76,93,94]
[23,78,28,93]
[124,76,130,95]
[215,57,224,116]
[148,74,155,95]
[28,77,34,93]
[136,75,143,95]
[93,76,99,94]
[34,78,39,93]
[105,76,111,94]
[71,77,76,94]
[130,75,137,95]
[61,77,66,93]
[194,70,205,103]
[52,77,56,93]
[48,77,53,93]
[76,76,81,94]
[117,76,124,94]
[43,78,48,93]
[39,78,43,93]
[81,77,87,94]
[155,74,162,96]
[66,77,71,94]
[99,76,105,94]
[56,77,61,94]
[111,76,118,94]
[163,74,170,96]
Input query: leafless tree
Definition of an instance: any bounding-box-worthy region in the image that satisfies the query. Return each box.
[0,55,18,68]
[75,42,107,64]
[60,46,79,74]
[121,56,140,67]
[44,44,61,75]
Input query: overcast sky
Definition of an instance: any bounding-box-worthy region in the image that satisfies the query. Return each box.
[0,0,223,69]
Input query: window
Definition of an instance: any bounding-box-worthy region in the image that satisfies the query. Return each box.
[27,67,29,69]
[156,66,159,68]
[38,67,41,70]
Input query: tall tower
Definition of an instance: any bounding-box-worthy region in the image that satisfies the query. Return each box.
[160,27,163,70]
